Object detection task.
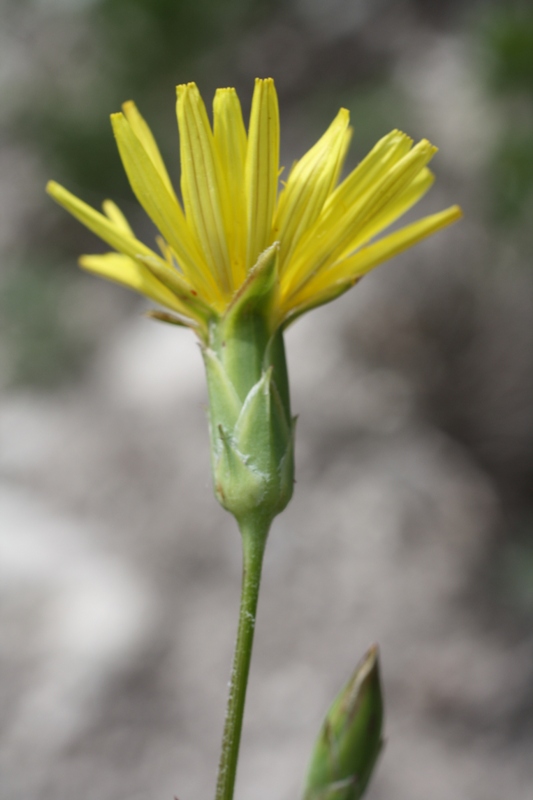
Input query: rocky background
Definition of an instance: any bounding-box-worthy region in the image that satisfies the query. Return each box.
[1,1,533,799]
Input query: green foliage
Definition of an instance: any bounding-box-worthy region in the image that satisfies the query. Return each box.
[479,3,533,230]
[94,0,252,87]
[488,130,533,226]
[483,4,533,95]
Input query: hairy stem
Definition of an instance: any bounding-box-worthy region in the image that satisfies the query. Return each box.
[215,518,269,800]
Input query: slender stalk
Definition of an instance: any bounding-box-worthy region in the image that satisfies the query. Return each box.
[215,518,269,800]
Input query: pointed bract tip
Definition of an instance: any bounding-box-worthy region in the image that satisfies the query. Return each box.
[304,644,384,800]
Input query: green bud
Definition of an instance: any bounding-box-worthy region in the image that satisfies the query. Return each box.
[202,244,295,534]
[304,646,384,800]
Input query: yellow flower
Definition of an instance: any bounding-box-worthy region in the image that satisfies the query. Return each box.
[47,78,461,340]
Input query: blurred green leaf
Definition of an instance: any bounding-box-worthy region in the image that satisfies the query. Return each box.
[488,130,533,227]
[482,4,533,95]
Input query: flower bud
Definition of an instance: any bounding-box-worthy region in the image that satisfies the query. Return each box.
[304,646,384,800]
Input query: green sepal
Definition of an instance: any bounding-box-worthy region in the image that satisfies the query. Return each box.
[225,242,280,322]
[213,425,266,518]
[212,243,279,403]
[278,414,297,512]
[202,347,242,435]
[234,367,290,474]
[263,328,291,426]
[207,366,295,528]
[304,646,384,800]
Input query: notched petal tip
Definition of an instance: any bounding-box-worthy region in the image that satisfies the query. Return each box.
[416,138,438,157]
[176,81,198,98]
[215,86,238,97]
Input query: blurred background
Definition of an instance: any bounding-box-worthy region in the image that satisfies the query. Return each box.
[1,0,533,798]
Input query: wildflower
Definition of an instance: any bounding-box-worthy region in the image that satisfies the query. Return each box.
[47,78,461,342]
[47,79,461,531]
[46,80,461,800]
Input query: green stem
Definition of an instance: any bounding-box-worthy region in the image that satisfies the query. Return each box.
[215,518,269,800]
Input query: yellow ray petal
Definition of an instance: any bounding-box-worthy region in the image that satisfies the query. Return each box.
[336,203,462,277]
[351,139,438,230]
[213,87,248,285]
[280,277,357,331]
[122,100,178,201]
[284,138,438,295]
[274,108,351,270]
[176,82,232,294]
[337,166,436,259]
[286,205,463,312]
[79,252,196,318]
[47,180,157,261]
[282,135,413,290]
[245,77,279,270]
[155,234,174,264]
[111,112,217,300]
[102,199,134,233]
[321,129,414,222]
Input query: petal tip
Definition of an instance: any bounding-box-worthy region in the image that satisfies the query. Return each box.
[176,82,198,98]
[78,254,92,269]
[110,111,125,130]
[121,100,136,116]
[419,138,438,155]
[255,76,275,88]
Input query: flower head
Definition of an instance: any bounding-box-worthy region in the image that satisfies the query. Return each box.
[47,78,461,340]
